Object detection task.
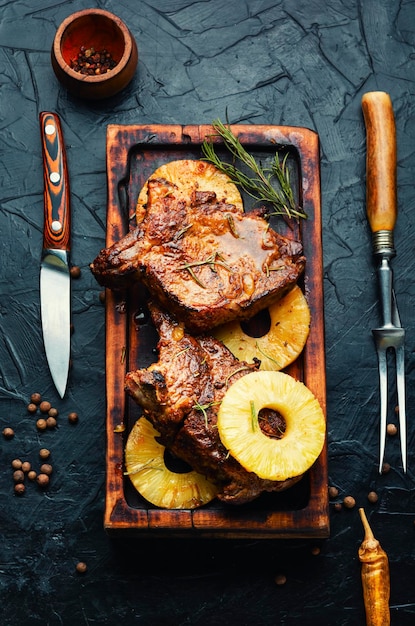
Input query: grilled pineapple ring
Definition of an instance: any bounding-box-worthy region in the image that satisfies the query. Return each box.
[136,159,244,222]
[213,285,310,370]
[125,417,219,509]
[217,371,325,481]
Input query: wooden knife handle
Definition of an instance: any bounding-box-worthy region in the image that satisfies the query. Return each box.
[362,91,397,234]
[40,112,70,250]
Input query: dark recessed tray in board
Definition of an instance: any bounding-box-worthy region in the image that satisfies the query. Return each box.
[103,123,328,538]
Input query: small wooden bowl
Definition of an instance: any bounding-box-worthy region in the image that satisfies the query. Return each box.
[51,9,138,100]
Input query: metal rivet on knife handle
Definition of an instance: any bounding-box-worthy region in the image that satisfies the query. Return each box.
[362,91,407,473]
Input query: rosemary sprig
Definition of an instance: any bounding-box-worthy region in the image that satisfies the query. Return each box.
[193,400,221,427]
[178,252,232,288]
[254,341,283,369]
[201,119,307,220]
[250,400,258,432]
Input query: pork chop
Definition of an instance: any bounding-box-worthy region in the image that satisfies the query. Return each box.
[90,176,305,333]
[125,303,301,505]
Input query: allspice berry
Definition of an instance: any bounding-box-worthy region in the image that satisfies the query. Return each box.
[368,491,378,503]
[27,403,38,414]
[68,412,79,424]
[37,473,50,488]
[46,416,57,429]
[70,265,81,279]
[76,561,88,574]
[2,427,14,439]
[275,574,287,586]
[13,470,25,483]
[40,463,53,476]
[30,393,42,405]
[328,486,339,499]
[343,495,356,509]
[36,418,48,431]
[39,448,51,460]
[39,401,52,414]
[387,423,398,436]
[14,483,25,495]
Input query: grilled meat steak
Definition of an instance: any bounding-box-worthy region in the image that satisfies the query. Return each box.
[125,303,301,505]
[91,177,305,333]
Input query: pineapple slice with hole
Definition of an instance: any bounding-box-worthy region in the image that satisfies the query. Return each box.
[217,370,325,481]
[212,285,310,370]
[136,159,244,222]
[125,417,219,509]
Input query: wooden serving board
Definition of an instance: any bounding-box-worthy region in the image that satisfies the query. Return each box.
[103,124,329,538]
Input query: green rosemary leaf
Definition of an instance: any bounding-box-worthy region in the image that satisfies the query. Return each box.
[201,119,307,220]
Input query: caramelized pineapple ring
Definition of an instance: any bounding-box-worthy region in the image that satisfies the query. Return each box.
[125,417,219,509]
[136,159,244,222]
[213,285,310,370]
[217,371,325,481]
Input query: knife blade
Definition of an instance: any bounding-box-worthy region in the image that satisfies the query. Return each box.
[39,111,71,398]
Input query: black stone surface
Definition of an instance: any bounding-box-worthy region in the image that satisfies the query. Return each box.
[0,1,414,624]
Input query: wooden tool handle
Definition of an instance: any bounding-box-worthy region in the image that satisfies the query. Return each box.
[362,91,397,233]
[40,112,70,251]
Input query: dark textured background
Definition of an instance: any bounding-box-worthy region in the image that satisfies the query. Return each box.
[1,1,414,624]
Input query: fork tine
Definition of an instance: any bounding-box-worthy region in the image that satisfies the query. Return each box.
[377,347,388,474]
[395,346,407,472]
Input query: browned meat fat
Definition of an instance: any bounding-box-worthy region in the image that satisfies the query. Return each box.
[125,304,301,505]
[90,178,305,333]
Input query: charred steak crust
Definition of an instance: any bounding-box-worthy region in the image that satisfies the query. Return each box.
[125,303,301,505]
[91,177,305,332]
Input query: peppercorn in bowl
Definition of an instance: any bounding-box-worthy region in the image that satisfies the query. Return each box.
[51,8,138,100]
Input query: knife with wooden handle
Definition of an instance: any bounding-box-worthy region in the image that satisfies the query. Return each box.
[39,111,71,398]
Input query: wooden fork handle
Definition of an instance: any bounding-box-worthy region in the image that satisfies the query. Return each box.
[362,91,397,234]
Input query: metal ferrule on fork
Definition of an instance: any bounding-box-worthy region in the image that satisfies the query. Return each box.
[372,230,395,257]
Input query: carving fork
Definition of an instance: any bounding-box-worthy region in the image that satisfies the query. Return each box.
[362,91,406,473]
